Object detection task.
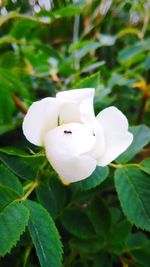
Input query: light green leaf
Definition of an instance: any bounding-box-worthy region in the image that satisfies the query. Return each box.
[73,72,100,89]
[70,40,101,60]
[0,164,23,196]
[116,125,150,163]
[24,200,63,267]
[52,5,83,18]
[115,167,150,231]
[0,146,45,158]
[0,201,29,256]
[118,38,150,66]
[38,4,84,19]
[76,166,109,191]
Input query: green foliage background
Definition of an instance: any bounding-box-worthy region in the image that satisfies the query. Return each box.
[0,0,150,266]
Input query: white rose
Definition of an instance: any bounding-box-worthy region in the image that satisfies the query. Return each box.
[23,89,133,183]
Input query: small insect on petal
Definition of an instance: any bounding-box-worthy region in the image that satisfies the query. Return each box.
[64,130,72,134]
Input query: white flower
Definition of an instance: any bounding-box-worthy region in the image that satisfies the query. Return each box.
[23,89,133,183]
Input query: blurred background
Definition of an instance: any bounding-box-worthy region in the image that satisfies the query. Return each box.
[0,1,150,266]
[0,0,150,144]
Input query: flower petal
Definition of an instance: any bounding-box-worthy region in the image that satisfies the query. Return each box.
[90,120,105,159]
[23,97,63,146]
[44,123,97,183]
[56,88,95,102]
[57,88,95,124]
[96,107,133,166]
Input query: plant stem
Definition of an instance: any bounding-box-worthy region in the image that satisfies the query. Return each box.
[21,181,38,201]
[23,242,33,267]
[12,94,28,114]
[109,163,140,169]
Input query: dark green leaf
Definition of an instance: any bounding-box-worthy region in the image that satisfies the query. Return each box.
[93,253,112,267]
[36,182,57,216]
[88,198,111,237]
[109,220,132,245]
[126,233,149,250]
[60,208,95,239]
[130,246,150,267]
[24,200,63,267]
[0,86,14,124]
[140,158,150,174]
[115,167,150,231]
[0,164,23,196]
[70,237,104,254]
[0,201,29,256]
[0,151,45,180]
[0,186,17,212]
[36,172,67,217]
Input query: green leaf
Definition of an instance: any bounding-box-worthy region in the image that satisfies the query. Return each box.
[0,86,14,124]
[116,125,150,163]
[24,200,63,267]
[0,68,28,98]
[130,245,150,267]
[0,68,28,123]
[60,208,95,239]
[70,40,101,60]
[0,146,45,158]
[73,72,100,89]
[0,164,23,196]
[140,158,150,174]
[88,198,111,238]
[0,201,29,256]
[70,237,104,254]
[36,182,57,216]
[125,233,150,266]
[0,186,17,212]
[115,167,150,231]
[0,151,45,180]
[109,220,131,245]
[0,119,21,136]
[36,172,67,217]
[118,38,150,66]
[38,4,84,19]
[109,220,132,255]
[52,5,83,18]
[76,166,109,190]
[126,233,149,251]
[93,253,112,267]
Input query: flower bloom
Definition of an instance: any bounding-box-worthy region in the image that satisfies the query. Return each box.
[23,89,133,183]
